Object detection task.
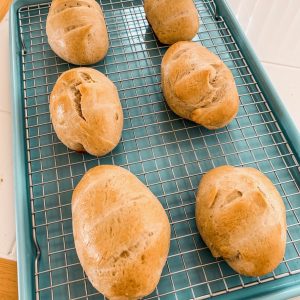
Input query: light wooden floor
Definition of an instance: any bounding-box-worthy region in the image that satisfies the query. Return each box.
[0,0,12,22]
[0,258,18,300]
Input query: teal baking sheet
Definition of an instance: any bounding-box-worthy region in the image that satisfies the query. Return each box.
[10,0,300,299]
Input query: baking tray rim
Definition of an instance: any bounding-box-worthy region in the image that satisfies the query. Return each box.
[9,0,300,299]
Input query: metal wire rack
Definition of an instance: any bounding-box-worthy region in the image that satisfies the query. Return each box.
[17,0,300,299]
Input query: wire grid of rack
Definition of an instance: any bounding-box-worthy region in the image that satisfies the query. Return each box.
[17,0,300,299]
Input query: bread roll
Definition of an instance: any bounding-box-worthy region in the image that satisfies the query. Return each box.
[50,68,123,156]
[144,0,199,44]
[72,165,170,299]
[195,165,286,277]
[46,0,109,65]
[161,41,239,129]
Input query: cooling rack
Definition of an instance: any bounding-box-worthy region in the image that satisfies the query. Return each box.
[10,0,300,299]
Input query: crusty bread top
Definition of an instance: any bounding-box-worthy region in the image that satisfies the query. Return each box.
[50,68,123,156]
[46,0,109,65]
[72,165,170,299]
[162,41,239,129]
[144,0,199,45]
[195,165,286,276]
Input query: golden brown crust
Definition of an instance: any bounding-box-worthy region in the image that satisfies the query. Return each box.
[72,165,170,299]
[144,0,199,44]
[50,67,123,156]
[161,41,239,129]
[195,165,286,277]
[46,0,109,65]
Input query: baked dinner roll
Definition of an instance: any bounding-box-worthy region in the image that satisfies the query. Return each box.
[50,68,123,156]
[46,0,109,65]
[144,0,199,44]
[161,41,239,129]
[195,165,286,277]
[72,165,170,299]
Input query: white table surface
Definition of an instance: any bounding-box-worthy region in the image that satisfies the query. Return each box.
[0,0,299,262]
[0,11,16,260]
